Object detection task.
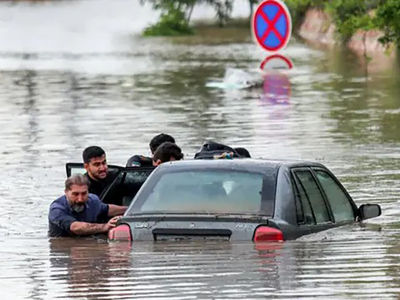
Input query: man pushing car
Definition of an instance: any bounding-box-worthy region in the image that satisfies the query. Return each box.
[48,174,127,237]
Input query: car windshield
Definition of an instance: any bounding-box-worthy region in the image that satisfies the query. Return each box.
[130,170,270,215]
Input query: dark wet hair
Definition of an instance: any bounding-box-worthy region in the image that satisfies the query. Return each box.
[65,174,89,190]
[153,142,183,163]
[82,146,105,163]
[234,147,251,158]
[150,133,175,154]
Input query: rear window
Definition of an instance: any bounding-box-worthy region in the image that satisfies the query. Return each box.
[129,170,270,215]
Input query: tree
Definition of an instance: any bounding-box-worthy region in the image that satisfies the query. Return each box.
[139,0,235,35]
[140,0,196,36]
[248,0,258,20]
[375,0,400,46]
[200,0,233,27]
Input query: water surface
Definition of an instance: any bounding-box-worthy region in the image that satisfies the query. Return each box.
[0,0,400,298]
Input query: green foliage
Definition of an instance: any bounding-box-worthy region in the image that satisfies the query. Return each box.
[324,0,376,41]
[140,0,196,36]
[207,0,233,27]
[375,0,400,45]
[140,0,234,36]
[143,5,194,36]
[140,0,400,45]
[287,0,400,45]
[284,0,324,26]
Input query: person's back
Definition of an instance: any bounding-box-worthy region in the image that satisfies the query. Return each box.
[126,155,153,167]
[194,141,251,160]
[126,133,175,167]
[234,147,251,158]
[194,141,239,159]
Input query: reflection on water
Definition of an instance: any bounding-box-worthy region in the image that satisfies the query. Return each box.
[49,238,132,298]
[0,0,400,298]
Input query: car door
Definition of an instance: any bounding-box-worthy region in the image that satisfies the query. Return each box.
[110,167,155,207]
[311,168,356,223]
[65,163,154,206]
[291,168,334,231]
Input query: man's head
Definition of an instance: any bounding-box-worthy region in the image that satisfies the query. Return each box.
[82,146,108,181]
[152,142,183,166]
[65,174,90,213]
[149,133,175,154]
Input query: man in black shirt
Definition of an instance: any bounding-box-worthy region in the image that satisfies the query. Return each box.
[126,133,175,167]
[152,142,183,166]
[83,146,122,205]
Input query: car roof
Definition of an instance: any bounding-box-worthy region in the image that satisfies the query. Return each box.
[156,158,326,174]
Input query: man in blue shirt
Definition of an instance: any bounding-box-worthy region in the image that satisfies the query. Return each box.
[49,174,127,237]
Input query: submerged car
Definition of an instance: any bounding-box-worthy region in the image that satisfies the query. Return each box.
[108,159,381,242]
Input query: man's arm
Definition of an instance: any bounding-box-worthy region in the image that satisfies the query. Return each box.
[108,204,127,217]
[70,216,120,236]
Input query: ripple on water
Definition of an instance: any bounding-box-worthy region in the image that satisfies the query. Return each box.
[0,0,400,298]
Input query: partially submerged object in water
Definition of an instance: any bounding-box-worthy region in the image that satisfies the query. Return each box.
[206,68,263,90]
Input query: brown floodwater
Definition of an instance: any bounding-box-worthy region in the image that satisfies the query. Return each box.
[1,0,400,298]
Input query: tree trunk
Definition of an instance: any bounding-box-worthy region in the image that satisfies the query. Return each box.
[249,0,253,20]
[186,3,195,23]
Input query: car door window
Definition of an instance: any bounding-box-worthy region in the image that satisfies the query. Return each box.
[295,170,331,224]
[120,167,155,206]
[315,170,355,222]
[293,176,315,225]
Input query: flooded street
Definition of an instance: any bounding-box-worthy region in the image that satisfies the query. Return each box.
[1,0,400,298]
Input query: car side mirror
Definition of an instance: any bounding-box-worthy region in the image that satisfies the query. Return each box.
[358,204,381,220]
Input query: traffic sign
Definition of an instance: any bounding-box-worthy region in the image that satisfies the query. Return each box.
[260,54,293,70]
[252,0,292,52]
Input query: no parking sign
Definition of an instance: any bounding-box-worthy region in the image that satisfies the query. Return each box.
[252,0,292,52]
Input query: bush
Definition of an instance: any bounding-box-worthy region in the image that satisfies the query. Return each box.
[325,0,376,41]
[143,6,194,36]
[375,0,400,45]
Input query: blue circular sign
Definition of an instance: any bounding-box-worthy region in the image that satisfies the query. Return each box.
[252,0,292,52]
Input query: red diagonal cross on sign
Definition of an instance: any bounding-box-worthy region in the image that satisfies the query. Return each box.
[259,6,284,44]
[252,0,292,52]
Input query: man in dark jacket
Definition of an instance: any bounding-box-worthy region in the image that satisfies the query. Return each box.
[48,174,127,237]
[83,146,122,205]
